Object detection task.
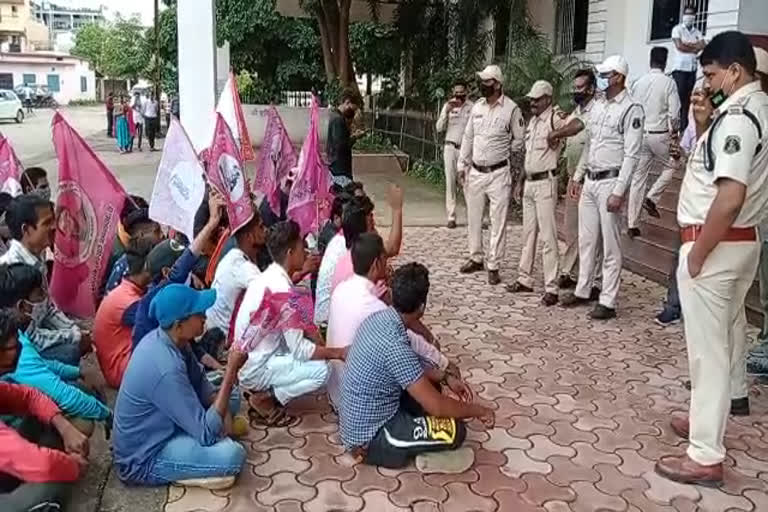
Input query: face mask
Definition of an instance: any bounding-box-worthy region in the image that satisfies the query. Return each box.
[709,69,737,110]
[683,15,695,27]
[572,92,589,106]
[479,84,495,98]
[596,76,610,92]
[33,187,51,201]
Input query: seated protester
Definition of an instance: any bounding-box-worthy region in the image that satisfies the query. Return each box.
[318,193,349,257]
[103,207,163,294]
[339,263,494,469]
[92,237,154,388]
[258,169,294,228]
[342,180,366,199]
[0,380,89,512]
[326,234,451,410]
[0,195,90,366]
[0,192,12,256]
[130,190,226,349]
[20,167,50,199]
[105,195,150,287]
[113,284,247,489]
[235,220,346,427]
[0,270,111,425]
[207,210,267,337]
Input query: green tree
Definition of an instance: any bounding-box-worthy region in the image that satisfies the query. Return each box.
[72,16,149,82]
[71,23,108,75]
[349,21,398,94]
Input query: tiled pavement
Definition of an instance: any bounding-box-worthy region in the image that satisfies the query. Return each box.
[164,226,768,512]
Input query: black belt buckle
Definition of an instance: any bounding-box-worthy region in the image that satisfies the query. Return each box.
[473,160,508,173]
[445,141,460,149]
[586,169,620,181]
[646,129,668,135]
[528,170,556,182]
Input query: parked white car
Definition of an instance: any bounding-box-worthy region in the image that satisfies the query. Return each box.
[0,90,24,123]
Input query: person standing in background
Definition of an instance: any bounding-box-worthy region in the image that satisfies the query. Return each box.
[326,89,363,188]
[131,92,144,152]
[671,5,706,131]
[436,80,473,229]
[106,92,114,138]
[143,93,159,152]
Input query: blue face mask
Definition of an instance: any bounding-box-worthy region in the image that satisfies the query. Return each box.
[596,76,610,91]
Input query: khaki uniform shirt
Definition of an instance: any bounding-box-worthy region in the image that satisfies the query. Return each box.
[574,89,645,196]
[524,106,567,174]
[458,95,525,174]
[436,100,474,146]
[631,69,681,132]
[564,99,596,175]
[678,81,768,228]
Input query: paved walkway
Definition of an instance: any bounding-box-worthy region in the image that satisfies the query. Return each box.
[162,226,768,512]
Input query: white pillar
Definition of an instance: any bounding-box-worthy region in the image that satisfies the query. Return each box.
[178,0,217,152]
[216,42,230,98]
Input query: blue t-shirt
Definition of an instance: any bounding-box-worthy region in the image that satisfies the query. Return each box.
[105,254,129,294]
[113,328,221,483]
[339,307,424,449]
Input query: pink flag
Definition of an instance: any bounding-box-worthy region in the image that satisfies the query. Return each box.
[0,136,23,196]
[50,113,126,317]
[253,107,297,216]
[234,288,317,353]
[206,113,255,233]
[287,95,332,235]
[149,117,206,240]
[216,73,256,161]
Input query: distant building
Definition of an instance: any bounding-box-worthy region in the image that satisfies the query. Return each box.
[30,0,104,51]
[0,51,95,103]
[0,0,51,52]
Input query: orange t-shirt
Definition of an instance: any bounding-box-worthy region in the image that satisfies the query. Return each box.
[92,279,143,388]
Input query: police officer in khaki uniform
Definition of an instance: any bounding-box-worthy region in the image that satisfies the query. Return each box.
[655,32,768,487]
[561,55,644,319]
[458,65,525,285]
[436,80,474,229]
[506,80,566,305]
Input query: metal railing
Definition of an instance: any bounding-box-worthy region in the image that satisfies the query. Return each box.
[362,102,442,163]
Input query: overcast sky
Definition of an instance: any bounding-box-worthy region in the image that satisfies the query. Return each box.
[68,0,157,26]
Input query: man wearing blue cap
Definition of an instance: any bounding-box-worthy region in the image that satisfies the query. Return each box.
[113,284,248,490]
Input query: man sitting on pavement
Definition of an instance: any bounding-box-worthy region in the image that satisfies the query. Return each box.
[339,262,495,468]
[0,379,89,512]
[113,284,248,490]
[103,206,163,294]
[0,195,91,366]
[235,220,346,427]
[327,233,452,411]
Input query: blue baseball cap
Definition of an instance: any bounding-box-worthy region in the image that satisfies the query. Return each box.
[149,284,216,329]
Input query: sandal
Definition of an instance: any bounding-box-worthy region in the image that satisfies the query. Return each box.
[246,393,299,427]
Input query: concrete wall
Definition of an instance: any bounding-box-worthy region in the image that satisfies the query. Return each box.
[242,104,330,148]
[738,0,768,36]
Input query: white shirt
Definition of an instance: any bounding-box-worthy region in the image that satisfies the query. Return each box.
[236,263,316,388]
[458,95,525,173]
[206,247,261,333]
[574,89,645,196]
[631,69,681,132]
[131,96,144,124]
[678,82,768,228]
[436,100,474,146]
[314,233,346,325]
[671,24,705,72]
[143,99,159,119]
[326,274,448,409]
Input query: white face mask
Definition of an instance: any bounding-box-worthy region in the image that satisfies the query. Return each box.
[683,14,695,27]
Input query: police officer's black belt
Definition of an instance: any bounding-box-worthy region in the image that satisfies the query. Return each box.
[528,169,557,181]
[445,141,460,149]
[646,129,668,134]
[585,168,620,181]
[473,160,508,173]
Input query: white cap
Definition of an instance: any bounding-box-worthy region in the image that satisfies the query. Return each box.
[596,55,629,76]
[526,80,554,99]
[477,65,504,84]
[755,46,768,75]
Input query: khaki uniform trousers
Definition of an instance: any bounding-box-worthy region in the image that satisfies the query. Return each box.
[443,145,460,222]
[647,155,681,206]
[518,177,559,293]
[575,177,622,309]
[628,132,672,229]
[561,194,603,283]
[678,240,758,465]
[466,166,511,272]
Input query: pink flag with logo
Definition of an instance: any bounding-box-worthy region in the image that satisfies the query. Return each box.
[253,107,297,216]
[216,73,256,162]
[287,95,332,235]
[206,113,255,233]
[50,112,127,317]
[234,288,317,353]
[0,136,23,196]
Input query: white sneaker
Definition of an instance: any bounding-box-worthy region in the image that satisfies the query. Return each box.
[174,475,236,490]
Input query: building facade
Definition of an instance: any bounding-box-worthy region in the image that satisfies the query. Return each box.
[0,51,95,103]
[30,0,104,52]
[0,0,50,52]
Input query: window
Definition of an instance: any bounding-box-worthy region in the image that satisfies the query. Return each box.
[80,76,87,92]
[22,73,35,86]
[650,0,709,41]
[11,6,17,16]
[46,74,60,93]
[555,0,589,54]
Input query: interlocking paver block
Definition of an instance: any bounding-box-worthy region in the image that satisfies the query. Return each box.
[164,486,227,512]
[303,480,364,512]
[501,448,553,478]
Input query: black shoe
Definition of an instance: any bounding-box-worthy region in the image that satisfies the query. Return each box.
[730,397,750,416]
[506,281,533,293]
[561,294,591,308]
[558,275,576,289]
[628,228,641,239]
[589,287,601,301]
[589,304,616,320]
[482,220,490,230]
[655,308,681,326]
[447,220,457,229]
[643,198,661,218]
[459,260,483,274]
[488,270,501,285]
[542,292,558,306]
